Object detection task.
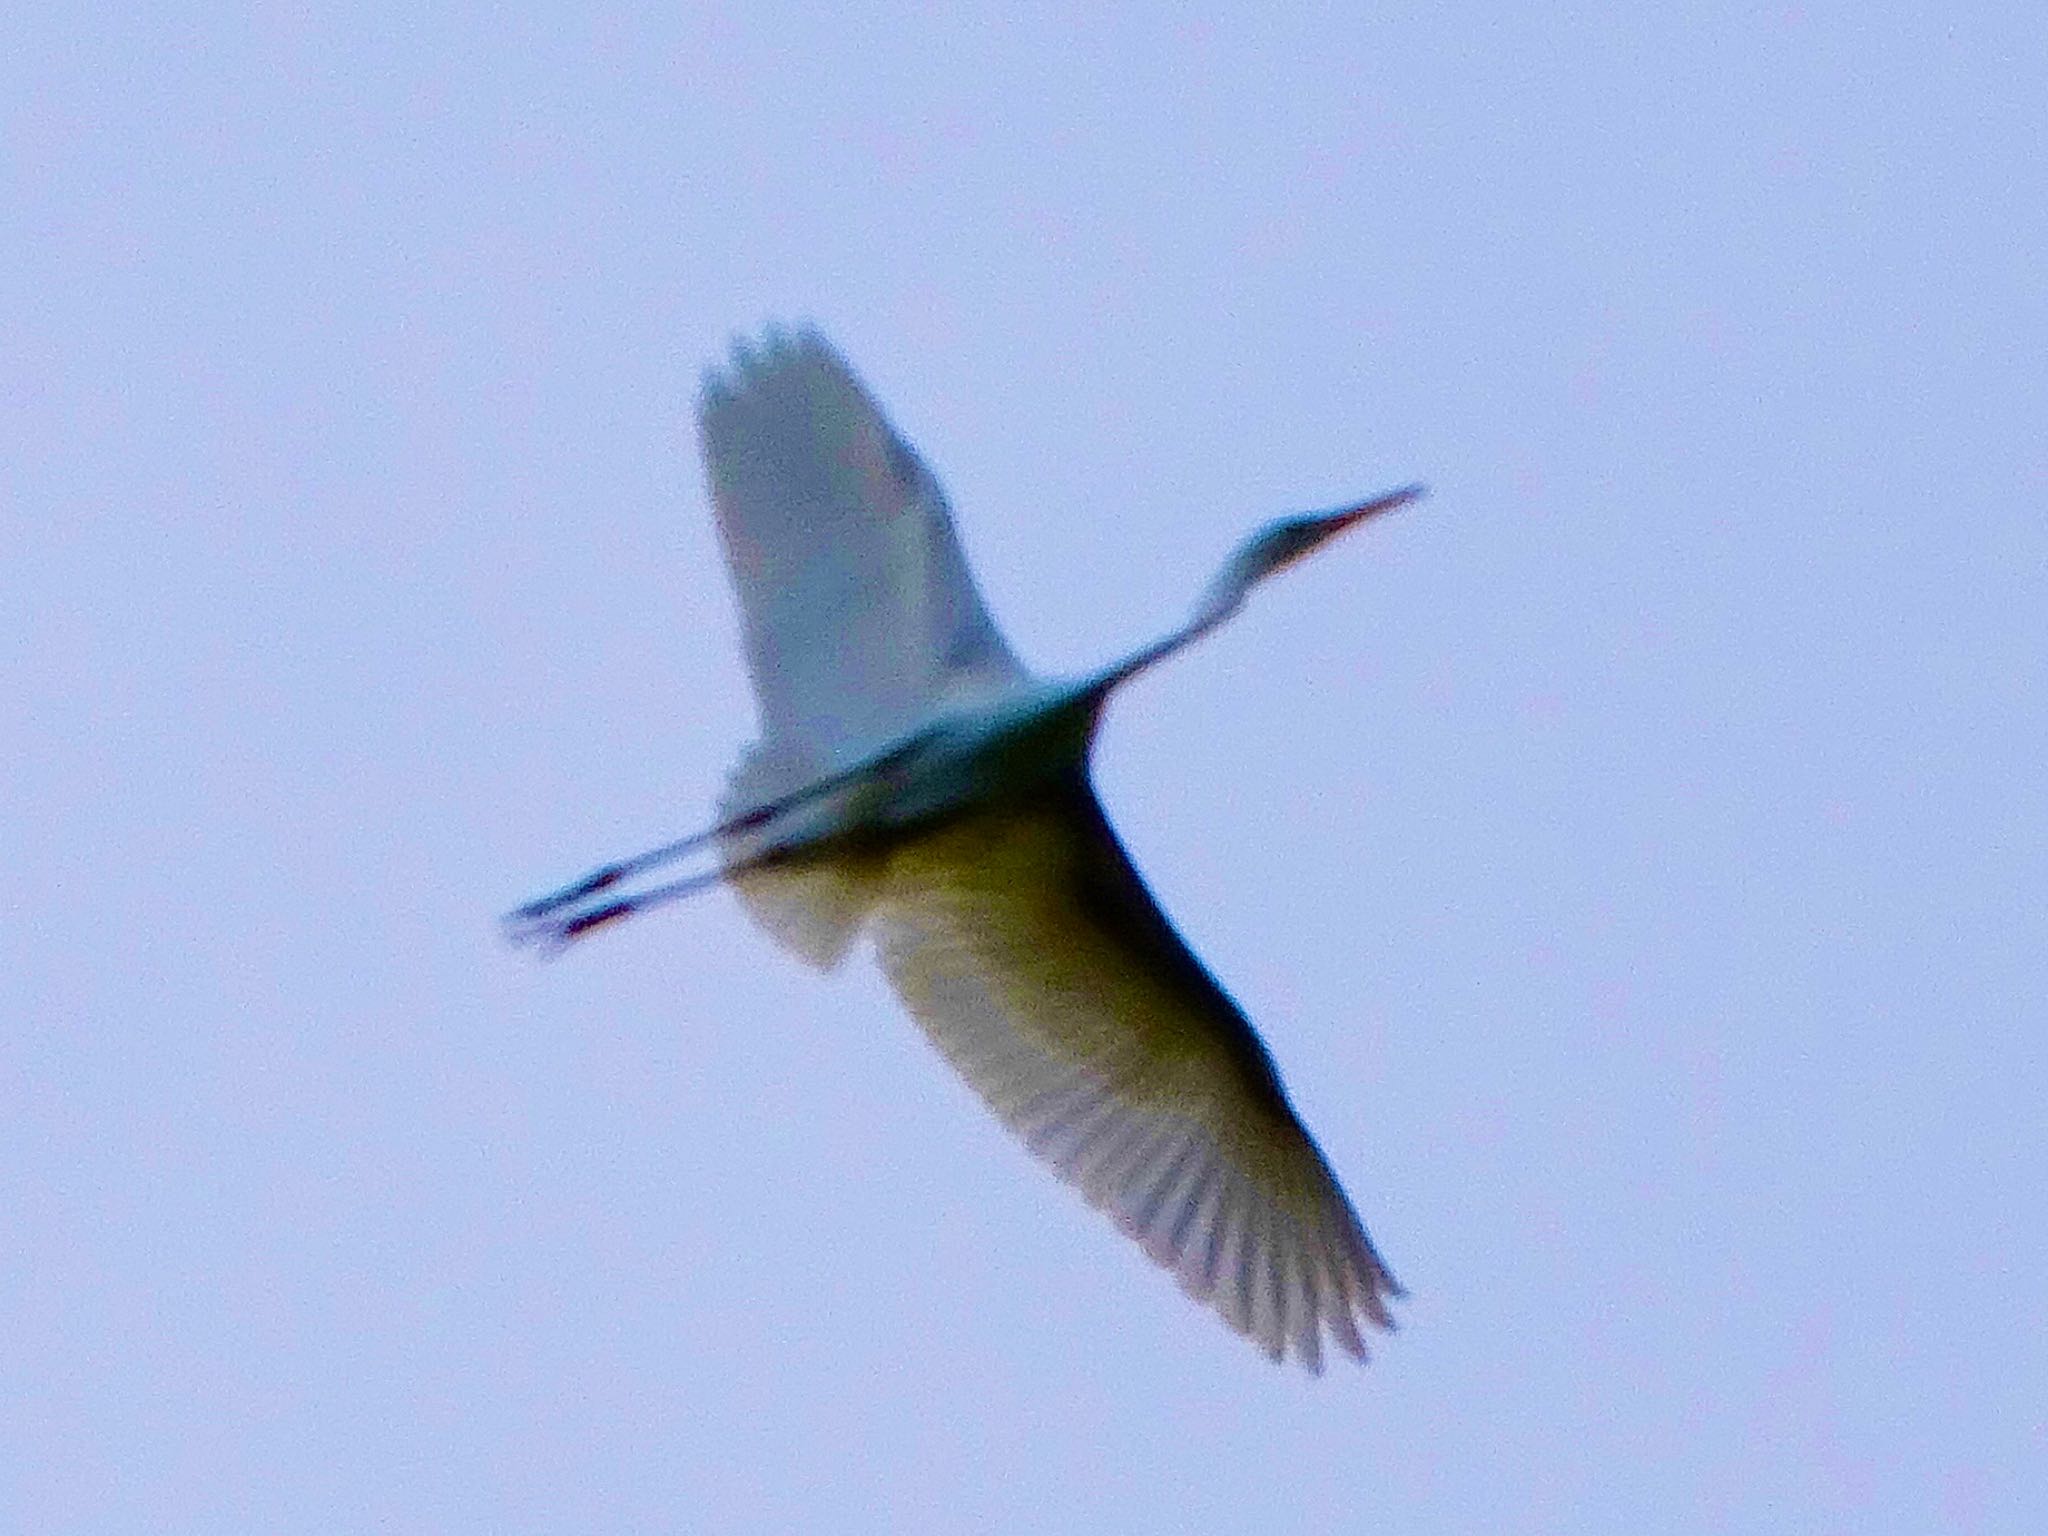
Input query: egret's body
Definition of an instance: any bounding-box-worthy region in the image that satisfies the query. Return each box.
[513,329,1421,1370]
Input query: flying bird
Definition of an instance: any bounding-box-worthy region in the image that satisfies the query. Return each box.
[510,328,1421,1371]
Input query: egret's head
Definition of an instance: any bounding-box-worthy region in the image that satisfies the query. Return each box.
[1238,487,1425,586]
[1190,485,1424,634]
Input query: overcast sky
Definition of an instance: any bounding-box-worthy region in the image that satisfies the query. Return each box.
[5,5,2043,1532]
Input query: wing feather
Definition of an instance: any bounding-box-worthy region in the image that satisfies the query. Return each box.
[703,329,1031,967]
[699,328,1028,775]
[871,778,1400,1370]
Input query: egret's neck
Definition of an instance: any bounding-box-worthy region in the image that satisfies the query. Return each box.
[1091,594,1240,700]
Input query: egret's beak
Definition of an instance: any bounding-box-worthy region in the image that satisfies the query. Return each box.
[1315,483,1426,541]
[1259,484,1426,582]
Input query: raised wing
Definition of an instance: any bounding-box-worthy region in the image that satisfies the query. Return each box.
[870,775,1401,1370]
[700,328,1030,773]
[701,328,1033,967]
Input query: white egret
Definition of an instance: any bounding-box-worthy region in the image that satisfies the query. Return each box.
[510,328,1422,1370]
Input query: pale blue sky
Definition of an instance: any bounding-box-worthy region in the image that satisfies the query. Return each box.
[5,5,2043,1532]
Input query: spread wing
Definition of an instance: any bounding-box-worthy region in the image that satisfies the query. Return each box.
[699,327,1030,773]
[701,329,1032,969]
[870,776,1401,1371]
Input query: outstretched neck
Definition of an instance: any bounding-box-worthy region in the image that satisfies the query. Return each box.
[1091,583,1244,698]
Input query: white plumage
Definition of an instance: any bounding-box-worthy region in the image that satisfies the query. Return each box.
[512,327,1421,1370]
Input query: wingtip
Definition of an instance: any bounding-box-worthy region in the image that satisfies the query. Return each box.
[696,321,855,414]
